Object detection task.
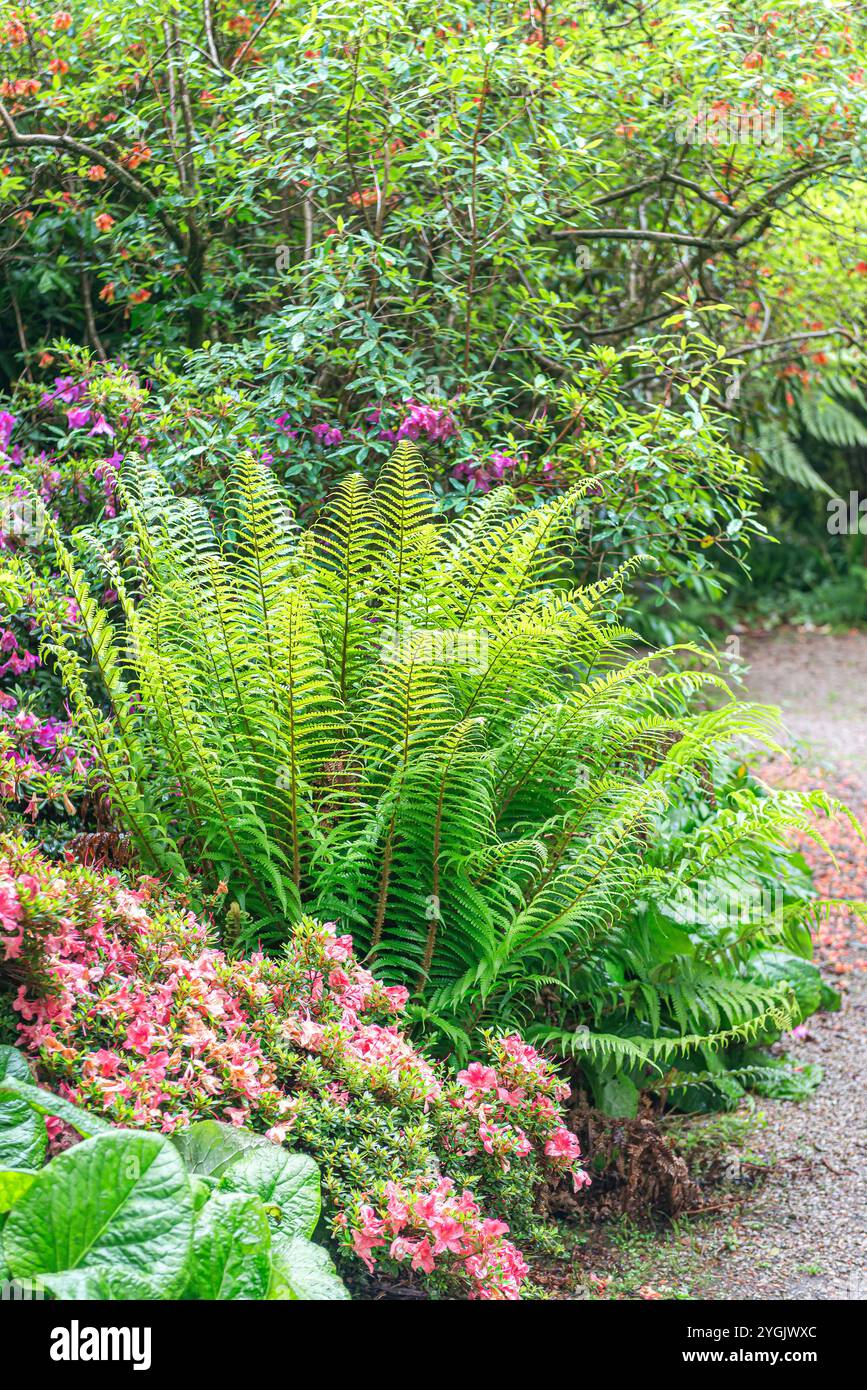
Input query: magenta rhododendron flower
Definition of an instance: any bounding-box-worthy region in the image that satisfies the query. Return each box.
[312,422,343,446]
[0,699,88,823]
[395,400,458,444]
[88,412,115,438]
[452,450,530,492]
[0,411,17,456]
[39,376,87,408]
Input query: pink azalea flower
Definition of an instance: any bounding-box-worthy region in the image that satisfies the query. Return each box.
[410,1237,436,1274]
[124,1019,153,1054]
[544,1126,581,1161]
[457,1061,498,1093]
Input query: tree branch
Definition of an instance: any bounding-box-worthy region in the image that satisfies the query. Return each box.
[0,101,187,251]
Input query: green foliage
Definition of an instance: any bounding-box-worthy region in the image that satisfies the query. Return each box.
[2,1,867,637]
[0,843,586,1293]
[754,422,832,495]
[721,369,867,628]
[35,444,852,1105]
[2,0,866,374]
[0,1049,348,1301]
[0,1,859,1269]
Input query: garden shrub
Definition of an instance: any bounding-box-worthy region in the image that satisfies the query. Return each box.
[0,695,91,832]
[1,341,762,638]
[2,2,867,633]
[0,543,96,843]
[0,833,588,1299]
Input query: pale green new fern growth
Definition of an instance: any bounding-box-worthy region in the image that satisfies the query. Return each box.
[35,445,857,1080]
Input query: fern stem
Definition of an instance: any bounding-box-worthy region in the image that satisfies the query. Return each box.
[370,818,395,950]
[417,754,450,993]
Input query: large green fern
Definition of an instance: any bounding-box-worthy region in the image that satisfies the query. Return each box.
[34,444,856,1101]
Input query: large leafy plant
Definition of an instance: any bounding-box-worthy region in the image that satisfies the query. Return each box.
[36,444,852,1090]
[0,1047,347,1300]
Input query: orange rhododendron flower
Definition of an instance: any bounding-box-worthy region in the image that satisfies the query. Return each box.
[123,142,152,169]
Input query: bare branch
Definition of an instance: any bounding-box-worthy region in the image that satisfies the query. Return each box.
[0,100,187,251]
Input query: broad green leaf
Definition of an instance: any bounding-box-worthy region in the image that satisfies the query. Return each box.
[38,1268,157,1300]
[190,1175,217,1211]
[0,1098,46,1173]
[37,1270,110,1300]
[747,950,823,1020]
[218,1147,320,1238]
[0,1047,32,1082]
[593,1073,640,1119]
[0,1170,35,1211]
[3,1131,194,1298]
[185,1191,272,1301]
[0,1076,113,1139]
[0,1051,46,1172]
[171,1119,272,1178]
[268,1231,349,1302]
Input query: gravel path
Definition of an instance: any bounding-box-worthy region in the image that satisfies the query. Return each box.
[697,631,867,1300]
[683,935,867,1300]
[739,630,867,792]
[577,630,867,1301]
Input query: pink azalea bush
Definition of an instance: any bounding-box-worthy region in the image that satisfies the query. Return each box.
[0,835,588,1299]
[342,1178,530,1299]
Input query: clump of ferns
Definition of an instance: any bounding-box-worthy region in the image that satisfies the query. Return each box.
[32,443,860,1071]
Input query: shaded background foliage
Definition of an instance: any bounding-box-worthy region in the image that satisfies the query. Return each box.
[1,0,865,630]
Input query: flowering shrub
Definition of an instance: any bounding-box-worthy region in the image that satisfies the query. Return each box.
[0,835,588,1299]
[2,1,866,630]
[0,699,90,825]
[451,449,557,493]
[0,396,118,540]
[0,554,93,845]
[344,1178,530,1299]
